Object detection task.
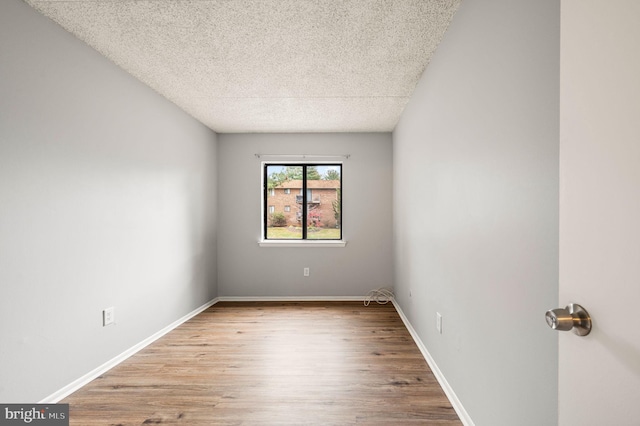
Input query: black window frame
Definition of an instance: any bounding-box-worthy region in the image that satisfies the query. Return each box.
[263,163,342,241]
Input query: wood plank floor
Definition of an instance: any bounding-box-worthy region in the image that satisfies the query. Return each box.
[63,302,461,425]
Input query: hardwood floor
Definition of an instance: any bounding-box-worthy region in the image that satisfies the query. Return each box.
[63,302,461,425]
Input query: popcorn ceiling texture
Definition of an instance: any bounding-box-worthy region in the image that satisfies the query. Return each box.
[24,0,461,133]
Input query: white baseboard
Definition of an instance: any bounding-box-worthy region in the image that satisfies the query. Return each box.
[217,295,366,302]
[391,300,475,426]
[39,297,220,403]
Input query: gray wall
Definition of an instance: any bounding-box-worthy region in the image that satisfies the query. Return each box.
[0,0,218,402]
[217,133,392,297]
[392,0,559,425]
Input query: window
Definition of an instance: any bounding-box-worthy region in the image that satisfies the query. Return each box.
[264,164,342,240]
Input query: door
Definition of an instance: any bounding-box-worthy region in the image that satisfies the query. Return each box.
[559,1,640,424]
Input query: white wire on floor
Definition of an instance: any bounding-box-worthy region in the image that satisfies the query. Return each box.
[364,288,395,306]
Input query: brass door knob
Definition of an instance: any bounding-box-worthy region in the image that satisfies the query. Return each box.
[545,304,592,336]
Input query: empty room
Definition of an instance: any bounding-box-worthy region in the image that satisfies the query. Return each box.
[1,0,638,425]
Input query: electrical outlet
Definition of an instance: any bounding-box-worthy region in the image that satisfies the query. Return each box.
[436,312,442,334]
[103,307,115,326]
[303,267,310,277]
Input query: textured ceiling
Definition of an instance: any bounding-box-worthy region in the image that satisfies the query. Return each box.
[25,0,460,133]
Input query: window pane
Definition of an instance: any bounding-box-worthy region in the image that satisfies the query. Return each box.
[266,165,302,239]
[307,165,341,240]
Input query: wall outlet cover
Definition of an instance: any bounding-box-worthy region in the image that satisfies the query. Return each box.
[103,307,115,326]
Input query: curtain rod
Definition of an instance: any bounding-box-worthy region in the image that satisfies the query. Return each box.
[255,154,350,159]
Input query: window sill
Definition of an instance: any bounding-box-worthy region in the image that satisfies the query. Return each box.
[258,240,347,248]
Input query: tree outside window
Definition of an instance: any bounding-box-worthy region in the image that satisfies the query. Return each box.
[264,164,342,240]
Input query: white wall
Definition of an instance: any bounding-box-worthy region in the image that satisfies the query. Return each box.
[392,0,559,425]
[217,133,392,297]
[559,1,640,424]
[0,0,218,402]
